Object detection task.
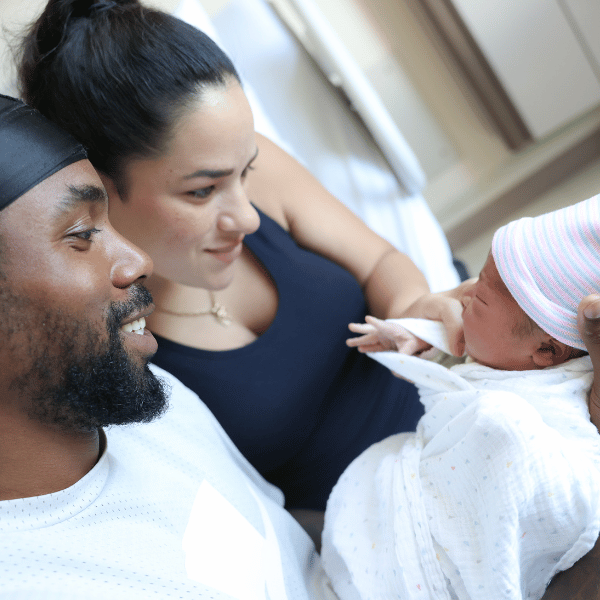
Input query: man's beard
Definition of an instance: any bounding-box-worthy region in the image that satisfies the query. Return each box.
[5,284,168,431]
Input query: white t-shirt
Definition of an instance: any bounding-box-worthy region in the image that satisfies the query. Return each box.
[0,365,334,599]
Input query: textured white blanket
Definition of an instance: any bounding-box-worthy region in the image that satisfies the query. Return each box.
[323,320,600,600]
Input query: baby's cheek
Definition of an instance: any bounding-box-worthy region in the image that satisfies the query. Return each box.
[462,307,477,339]
[461,318,488,358]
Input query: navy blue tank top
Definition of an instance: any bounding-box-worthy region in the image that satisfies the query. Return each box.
[152,208,423,509]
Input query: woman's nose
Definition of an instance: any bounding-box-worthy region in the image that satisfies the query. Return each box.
[217,188,260,234]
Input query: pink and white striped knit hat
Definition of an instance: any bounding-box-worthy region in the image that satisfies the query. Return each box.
[491,196,600,350]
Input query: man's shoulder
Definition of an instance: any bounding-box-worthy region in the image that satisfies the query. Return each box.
[133,363,269,483]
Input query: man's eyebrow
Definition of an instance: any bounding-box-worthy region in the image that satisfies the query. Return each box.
[182,148,259,181]
[54,184,108,217]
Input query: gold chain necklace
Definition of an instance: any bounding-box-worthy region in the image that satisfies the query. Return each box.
[155,292,232,326]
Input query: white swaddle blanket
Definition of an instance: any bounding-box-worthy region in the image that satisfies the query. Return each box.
[322,319,600,600]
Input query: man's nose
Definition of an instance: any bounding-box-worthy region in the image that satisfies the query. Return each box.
[109,228,153,289]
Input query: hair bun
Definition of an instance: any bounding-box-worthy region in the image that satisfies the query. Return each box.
[87,0,138,16]
[91,0,118,13]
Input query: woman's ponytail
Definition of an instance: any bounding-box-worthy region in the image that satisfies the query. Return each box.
[88,0,138,14]
[18,0,238,195]
[19,0,140,119]
[19,1,82,106]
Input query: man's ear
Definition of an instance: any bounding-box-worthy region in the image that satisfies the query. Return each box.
[532,335,573,367]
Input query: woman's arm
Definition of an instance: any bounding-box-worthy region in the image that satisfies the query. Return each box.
[248,134,429,318]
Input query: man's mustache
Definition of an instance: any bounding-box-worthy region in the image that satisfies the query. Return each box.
[109,284,154,331]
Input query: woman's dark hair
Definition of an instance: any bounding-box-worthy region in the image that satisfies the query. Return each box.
[18,0,240,195]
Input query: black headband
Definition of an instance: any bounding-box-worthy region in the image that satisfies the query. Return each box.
[0,95,88,211]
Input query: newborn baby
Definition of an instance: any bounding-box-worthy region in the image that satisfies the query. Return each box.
[322,197,600,600]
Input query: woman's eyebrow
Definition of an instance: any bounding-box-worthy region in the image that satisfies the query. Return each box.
[183,167,233,180]
[182,148,259,181]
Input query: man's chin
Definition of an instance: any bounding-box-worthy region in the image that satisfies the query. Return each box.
[28,348,168,432]
[97,361,169,428]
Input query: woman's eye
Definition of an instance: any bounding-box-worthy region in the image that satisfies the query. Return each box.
[189,186,215,199]
[241,164,255,179]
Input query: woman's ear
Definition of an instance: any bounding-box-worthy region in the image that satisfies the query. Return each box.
[532,336,574,367]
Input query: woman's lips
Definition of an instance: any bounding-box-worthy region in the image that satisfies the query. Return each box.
[206,241,243,263]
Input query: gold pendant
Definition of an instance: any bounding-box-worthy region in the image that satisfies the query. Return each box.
[211,302,232,326]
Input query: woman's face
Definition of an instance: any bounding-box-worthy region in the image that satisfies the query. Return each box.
[107,80,260,290]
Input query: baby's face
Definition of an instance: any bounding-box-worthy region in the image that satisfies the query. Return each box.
[461,254,539,370]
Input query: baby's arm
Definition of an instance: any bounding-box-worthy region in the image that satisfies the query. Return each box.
[347,316,429,355]
[399,279,476,355]
[348,279,476,356]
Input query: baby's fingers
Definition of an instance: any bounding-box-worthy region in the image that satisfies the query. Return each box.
[355,342,392,353]
[348,322,376,334]
[346,333,374,347]
[346,334,393,352]
[365,315,426,355]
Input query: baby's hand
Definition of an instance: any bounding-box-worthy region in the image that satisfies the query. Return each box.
[400,279,476,356]
[347,316,431,355]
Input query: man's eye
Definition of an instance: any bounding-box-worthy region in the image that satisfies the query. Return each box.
[69,227,101,249]
[76,227,100,241]
[189,186,214,199]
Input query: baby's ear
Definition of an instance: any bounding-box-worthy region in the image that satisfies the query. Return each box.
[532,336,573,367]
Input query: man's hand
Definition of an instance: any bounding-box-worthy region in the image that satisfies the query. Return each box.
[578,294,600,431]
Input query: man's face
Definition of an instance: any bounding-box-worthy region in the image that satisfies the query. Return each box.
[0,160,167,430]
